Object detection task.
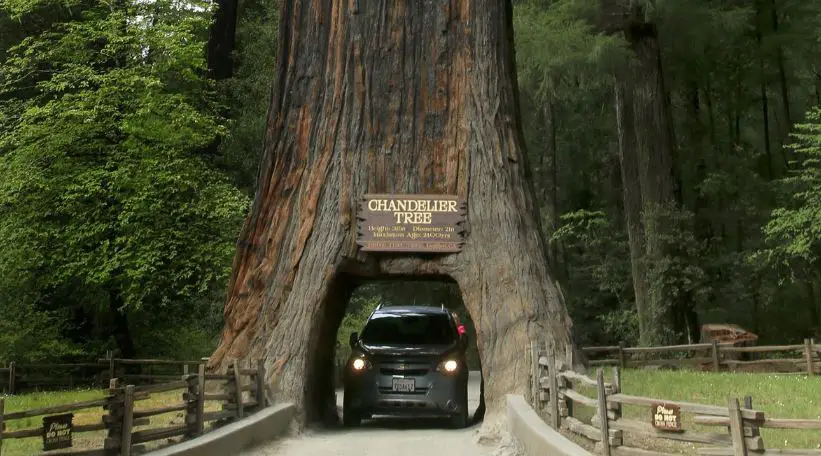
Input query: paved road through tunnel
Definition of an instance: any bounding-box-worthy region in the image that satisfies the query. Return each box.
[241,371,493,456]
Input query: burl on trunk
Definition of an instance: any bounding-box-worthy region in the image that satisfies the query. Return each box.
[208,0,583,433]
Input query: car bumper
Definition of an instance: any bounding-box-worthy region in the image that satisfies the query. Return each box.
[344,369,467,417]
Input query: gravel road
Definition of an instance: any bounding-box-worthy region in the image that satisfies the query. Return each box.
[240,371,511,456]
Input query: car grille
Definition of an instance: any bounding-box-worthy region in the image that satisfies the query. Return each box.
[378,385,429,394]
[379,367,429,376]
[377,399,433,408]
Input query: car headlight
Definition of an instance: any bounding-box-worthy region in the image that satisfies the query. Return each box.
[437,359,459,373]
[351,358,370,371]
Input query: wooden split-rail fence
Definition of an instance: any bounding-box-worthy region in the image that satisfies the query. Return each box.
[0,360,266,455]
[581,339,820,375]
[2,340,817,395]
[0,353,210,395]
[531,346,821,455]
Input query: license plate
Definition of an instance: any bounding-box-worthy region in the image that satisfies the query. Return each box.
[392,378,415,392]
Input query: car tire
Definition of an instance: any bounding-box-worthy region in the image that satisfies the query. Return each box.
[449,380,469,429]
[343,409,361,427]
[342,393,361,427]
[449,406,468,429]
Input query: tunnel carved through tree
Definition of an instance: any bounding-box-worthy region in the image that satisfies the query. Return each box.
[206,0,586,435]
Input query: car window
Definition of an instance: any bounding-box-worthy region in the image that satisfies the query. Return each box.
[360,313,456,345]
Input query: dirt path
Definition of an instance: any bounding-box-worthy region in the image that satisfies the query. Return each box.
[240,371,511,456]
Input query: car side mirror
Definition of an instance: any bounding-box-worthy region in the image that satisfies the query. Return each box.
[349,332,358,348]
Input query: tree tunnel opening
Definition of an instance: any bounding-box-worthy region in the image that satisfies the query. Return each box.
[304,273,484,428]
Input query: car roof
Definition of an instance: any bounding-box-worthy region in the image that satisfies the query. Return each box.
[371,305,450,316]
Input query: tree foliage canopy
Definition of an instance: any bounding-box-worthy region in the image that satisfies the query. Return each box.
[0,0,248,361]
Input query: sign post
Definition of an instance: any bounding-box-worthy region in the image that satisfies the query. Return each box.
[356,194,466,253]
[650,402,681,431]
[43,413,73,451]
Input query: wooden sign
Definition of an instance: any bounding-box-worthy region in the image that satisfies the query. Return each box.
[651,402,681,431]
[356,194,466,253]
[43,413,73,450]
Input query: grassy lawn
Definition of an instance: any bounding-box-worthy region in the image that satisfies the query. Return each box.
[564,369,821,454]
[1,388,222,455]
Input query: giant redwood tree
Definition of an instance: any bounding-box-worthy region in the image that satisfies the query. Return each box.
[208,0,583,432]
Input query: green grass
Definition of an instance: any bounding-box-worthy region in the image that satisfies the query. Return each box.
[1,388,221,455]
[566,369,821,454]
[1,389,107,455]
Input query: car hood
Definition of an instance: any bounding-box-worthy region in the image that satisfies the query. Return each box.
[359,343,456,357]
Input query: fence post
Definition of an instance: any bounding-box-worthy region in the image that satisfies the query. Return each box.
[183,373,200,438]
[120,385,134,456]
[7,362,14,395]
[530,341,539,407]
[804,339,814,376]
[107,351,115,384]
[105,378,123,451]
[232,362,244,419]
[743,396,760,438]
[547,350,560,428]
[195,364,205,435]
[255,360,266,408]
[612,366,622,420]
[711,341,720,372]
[617,343,625,368]
[595,369,612,456]
[728,397,747,456]
[0,397,5,455]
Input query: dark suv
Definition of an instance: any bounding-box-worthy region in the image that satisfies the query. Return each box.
[342,305,470,428]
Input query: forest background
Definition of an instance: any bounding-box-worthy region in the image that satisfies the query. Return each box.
[1,0,820,365]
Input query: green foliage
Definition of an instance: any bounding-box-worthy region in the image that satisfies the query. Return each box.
[215,0,278,194]
[515,0,821,344]
[643,205,710,343]
[551,210,637,344]
[514,0,623,100]
[0,0,248,360]
[762,107,821,268]
[0,300,83,362]
[335,293,380,367]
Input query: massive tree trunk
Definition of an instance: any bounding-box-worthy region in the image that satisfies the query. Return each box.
[206,0,239,80]
[614,76,651,345]
[604,1,683,344]
[208,0,583,435]
[627,20,682,344]
[540,101,564,281]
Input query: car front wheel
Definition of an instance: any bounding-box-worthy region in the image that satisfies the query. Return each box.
[342,391,361,427]
[449,390,469,429]
[449,407,468,429]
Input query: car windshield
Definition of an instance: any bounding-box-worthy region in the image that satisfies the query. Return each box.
[360,312,456,345]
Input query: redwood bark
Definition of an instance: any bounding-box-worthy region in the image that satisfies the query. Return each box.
[613,77,650,345]
[540,101,563,279]
[208,0,583,433]
[605,2,683,344]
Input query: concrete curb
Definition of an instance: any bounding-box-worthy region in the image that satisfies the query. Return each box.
[506,394,593,456]
[146,402,296,456]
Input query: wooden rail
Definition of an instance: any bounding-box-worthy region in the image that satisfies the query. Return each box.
[0,353,209,394]
[0,359,268,455]
[531,342,821,455]
[581,339,820,375]
[3,339,816,395]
